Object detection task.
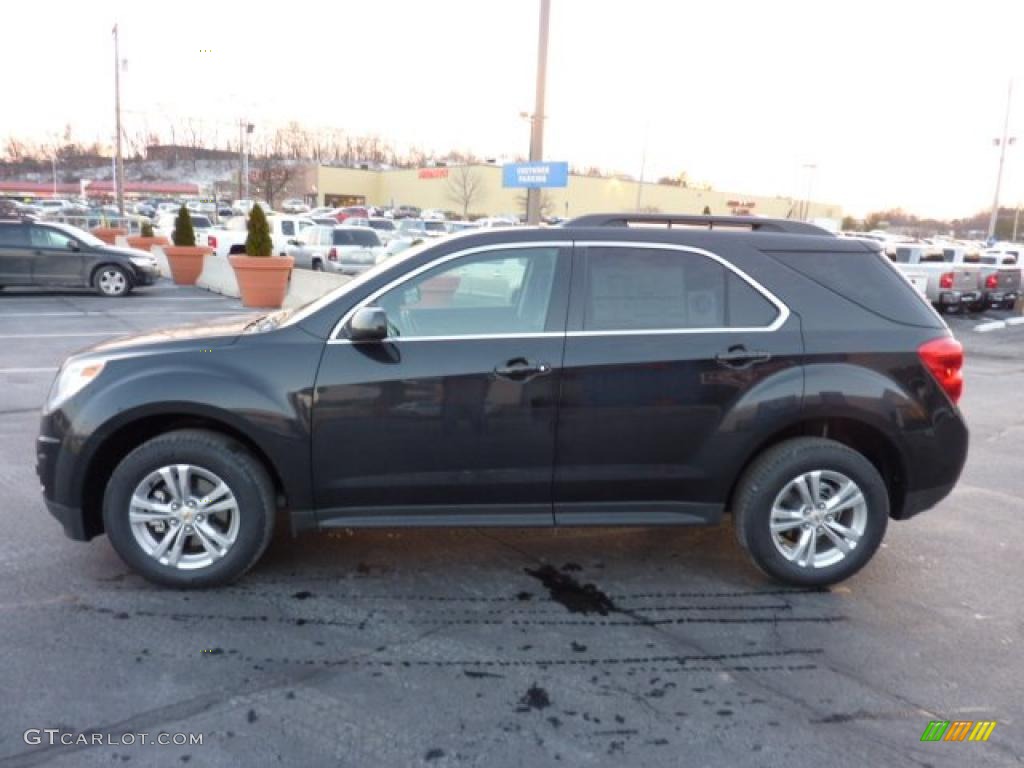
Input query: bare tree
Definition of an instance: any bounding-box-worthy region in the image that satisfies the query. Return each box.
[251,155,295,208]
[517,189,555,220]
[446,165,484,218]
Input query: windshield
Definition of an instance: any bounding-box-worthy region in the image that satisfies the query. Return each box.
[424,221,446,231]
[368,220,395,231]
[281,239,437,329]
[191,216,212,228]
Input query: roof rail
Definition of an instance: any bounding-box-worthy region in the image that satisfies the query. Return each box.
[562,213,831,235]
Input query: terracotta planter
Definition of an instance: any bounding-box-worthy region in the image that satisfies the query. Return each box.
[126,235,170,250]
[229,255,294,308]
[164,246,213,286]
[419,275,461,307]
[91,227,127,245]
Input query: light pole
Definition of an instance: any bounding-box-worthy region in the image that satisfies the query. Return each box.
[112,23,125,216]
[51,155,57,198]
[801,163,817,221]
[525,0,551,225]
[988,80,1015,241]
[634,123,649,212]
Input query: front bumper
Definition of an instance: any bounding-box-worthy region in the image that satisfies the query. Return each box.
[130,264,160,286]
[36,433,91,541]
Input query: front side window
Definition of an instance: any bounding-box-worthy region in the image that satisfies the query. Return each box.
[281,221,296,236]
[582,246,778,331]
[30,227,76,250]
[375,247,561,338]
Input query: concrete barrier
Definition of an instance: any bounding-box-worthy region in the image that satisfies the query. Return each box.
[196,254,240,298]
[150,246,172,278]
[283,269,351,308]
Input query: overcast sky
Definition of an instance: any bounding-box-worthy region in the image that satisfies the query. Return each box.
[4,0,1024,218]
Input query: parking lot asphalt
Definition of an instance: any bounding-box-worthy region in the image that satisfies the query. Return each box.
[0,282,1021,768]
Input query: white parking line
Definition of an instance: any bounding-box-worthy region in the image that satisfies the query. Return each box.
[974,320,1007,333]
[0,367,58,374]
[1005,316,1024,326]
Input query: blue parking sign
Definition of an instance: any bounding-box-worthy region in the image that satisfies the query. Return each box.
[502,161,569,188]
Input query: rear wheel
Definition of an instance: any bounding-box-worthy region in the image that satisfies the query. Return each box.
[312,259,323,271]
[94,265,132,297]
[734,438,889,586]
[102,430,276,587]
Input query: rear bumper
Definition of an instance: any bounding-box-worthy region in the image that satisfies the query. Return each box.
[986,290,1019,305]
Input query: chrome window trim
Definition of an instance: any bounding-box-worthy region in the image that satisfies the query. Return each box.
[327,239,790,344]
[573,241,789,334]
[328,241,568,342]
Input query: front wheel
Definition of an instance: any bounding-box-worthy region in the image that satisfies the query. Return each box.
[94,265,132,297]
[733,438,889,587]
[102,430,276,587]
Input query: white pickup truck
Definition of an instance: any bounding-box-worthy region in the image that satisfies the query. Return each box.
[889,245,981,313]
[205,215,315,258]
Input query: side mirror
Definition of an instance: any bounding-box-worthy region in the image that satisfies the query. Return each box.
[348,306,389,342]
[68,240,81,252]
[288,239,301,246]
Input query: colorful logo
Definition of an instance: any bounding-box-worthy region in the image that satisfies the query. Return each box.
[920,720,997,742]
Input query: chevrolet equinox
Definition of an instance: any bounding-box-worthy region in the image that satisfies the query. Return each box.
[37,214,968,588]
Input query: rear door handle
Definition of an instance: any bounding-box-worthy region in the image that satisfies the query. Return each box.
[715,346,771,369]
[494,357,552,381]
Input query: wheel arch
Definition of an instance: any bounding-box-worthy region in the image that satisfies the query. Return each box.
[79,412,289,539]
[89,261,133,287]
[726,416,907,520]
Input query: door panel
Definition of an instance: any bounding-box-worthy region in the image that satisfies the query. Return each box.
[29,227,85,285]
[554,244,804,522]
[311,245,571,523]
[0,224,33,284]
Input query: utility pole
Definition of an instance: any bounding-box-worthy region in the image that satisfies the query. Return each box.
[525,0,550,225]
[634,123,649,212]
[988,80,1015,241]
[238,119,244,201]
[112,23,125,216]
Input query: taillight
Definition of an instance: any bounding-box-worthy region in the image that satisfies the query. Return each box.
[918,337,964,404]
[939,272,954,289]
[208,235,217,249]
[985,273,999,290]
[328,247,338,261]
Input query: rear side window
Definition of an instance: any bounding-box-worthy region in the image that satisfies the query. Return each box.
[768,248,941,327]
[582,246,778,331]
[281,221,295,236]
[334,229,379,247]
[0,224,29,246]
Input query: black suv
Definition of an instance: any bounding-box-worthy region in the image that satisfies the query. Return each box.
[37,214,968,587]
[0,218,159,296]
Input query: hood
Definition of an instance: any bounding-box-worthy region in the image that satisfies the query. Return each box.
[101,244,155,260]
[85,314,257,355]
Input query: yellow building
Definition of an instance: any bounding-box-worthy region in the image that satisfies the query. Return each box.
[314,164,841,222]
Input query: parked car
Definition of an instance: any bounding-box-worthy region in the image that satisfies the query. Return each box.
[333,206,370,223]
[421,208,449,221]
[206,214,315,259]
[33,199,82,216]
[37,212,967,588]
[286,225,383,273]
[979,248,1021,308]
[231,199,269,216]
[0,218,159,296]
[281,198,310,214]
[389,204,421,219]
[887,244,980,313]
[154,213,214,246]
[342,216,399,243]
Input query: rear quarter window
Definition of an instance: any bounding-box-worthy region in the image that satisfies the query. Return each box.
[767,248,942,328]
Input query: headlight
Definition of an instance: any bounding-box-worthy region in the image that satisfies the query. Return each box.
[130,256,155,267]
[45,359,106,413]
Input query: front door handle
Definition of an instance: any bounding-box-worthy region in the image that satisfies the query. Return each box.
[494,357,552,381]
[715,345,771,369]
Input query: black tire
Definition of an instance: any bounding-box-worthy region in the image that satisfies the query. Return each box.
[733,437,889,587]
[102,429,276,588]
[312,259,323,271]
[93,264,133,297]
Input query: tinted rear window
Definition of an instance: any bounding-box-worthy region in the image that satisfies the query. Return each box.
[333,229,379,246]
[768,249,941,327]
[0,224,29,246]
